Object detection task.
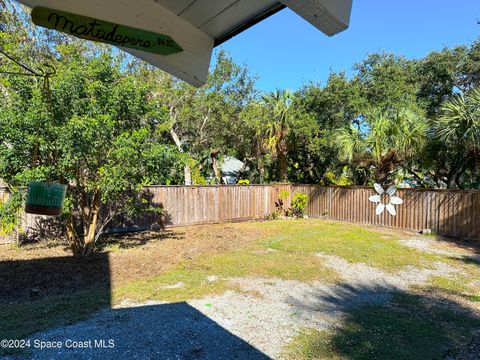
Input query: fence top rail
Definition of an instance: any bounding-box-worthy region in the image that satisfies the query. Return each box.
[1,184,479,194]
[294,185,480,194]
[143,184,292,189]
[143,184,480,194]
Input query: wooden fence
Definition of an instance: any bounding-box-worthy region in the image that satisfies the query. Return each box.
[291,185,479,241]
[0,185,479,243]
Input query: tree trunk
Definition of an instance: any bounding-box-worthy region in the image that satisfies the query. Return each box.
[446,165,464,189]
[183,164,192,186]
[170,128,192,185]
[277,147,288,182]
[211,148,221,184]
[65,189,102,257]
[66,215,80,257]
[82,189,101,256]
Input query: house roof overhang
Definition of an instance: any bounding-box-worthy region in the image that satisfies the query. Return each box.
[17,0,353,86]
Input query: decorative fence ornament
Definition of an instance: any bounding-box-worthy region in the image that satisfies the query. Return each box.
[369,183,403,216]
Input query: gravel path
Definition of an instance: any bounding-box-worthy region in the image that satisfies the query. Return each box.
[315,252,459,290]
[5,239,466,360]
[401,238,480,264]
[400,238,464,256]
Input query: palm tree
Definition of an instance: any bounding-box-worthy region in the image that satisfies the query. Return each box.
[337,107,427,185]
[433,87,480,188]
[261,90,293,182]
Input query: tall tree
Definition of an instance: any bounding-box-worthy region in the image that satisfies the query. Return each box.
[430,87,480,188]
[292,74,362,183]
[416,41,480,117]
[353,53,418,111]
[150,51,256,185]
[261,90,294,182]
[337,107,428,185]
[0,10,185,255]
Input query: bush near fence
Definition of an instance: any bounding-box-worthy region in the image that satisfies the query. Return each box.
[0,185,478,244]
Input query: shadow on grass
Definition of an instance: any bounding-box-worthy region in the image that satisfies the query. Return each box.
[0,224,190,349]
[0,253,112,355]
[97,229,185,250]
[287,283,480,360]
[448,254,480,267]
[0,254,111,303]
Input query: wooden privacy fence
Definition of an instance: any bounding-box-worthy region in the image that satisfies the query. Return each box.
[0,185,479,243]
[291,185,479,241]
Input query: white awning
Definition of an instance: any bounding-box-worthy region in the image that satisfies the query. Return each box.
[17,0,353,86]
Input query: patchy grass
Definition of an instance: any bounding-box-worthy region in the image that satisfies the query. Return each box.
[113,268,234,304]
[0,223,270,352]
[1,221,340,343]
[261,220,442,271]
[424,274,480,302]
[417,260,480,304]
[400,238,480,304]
[114,248,339,303]
[285,292,480,360]
[192,248,338,282]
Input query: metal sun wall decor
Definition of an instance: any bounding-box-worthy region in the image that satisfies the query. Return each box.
[369,183,403,216]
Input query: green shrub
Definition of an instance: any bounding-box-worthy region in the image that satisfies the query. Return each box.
[290,192,308,218]
[0,190,24,235]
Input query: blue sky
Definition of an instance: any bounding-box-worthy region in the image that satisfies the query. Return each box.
[217,1,480,92]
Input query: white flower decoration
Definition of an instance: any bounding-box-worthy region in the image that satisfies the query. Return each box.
[369,183,403,216]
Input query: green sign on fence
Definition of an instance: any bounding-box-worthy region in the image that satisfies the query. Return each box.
[31,7,183,56]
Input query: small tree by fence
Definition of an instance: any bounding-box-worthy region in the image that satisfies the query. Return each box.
[0,185,479,244]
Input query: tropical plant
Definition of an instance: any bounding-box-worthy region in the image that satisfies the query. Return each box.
[261,90,294,182]
[290,192,308,218]
[337,107,428,185]
[431,87,480,188]
[435,88,480,149]
[273,190,290,217]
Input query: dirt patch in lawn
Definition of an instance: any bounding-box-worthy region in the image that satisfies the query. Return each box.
[106,223,274,288]
[0,223,272,302]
